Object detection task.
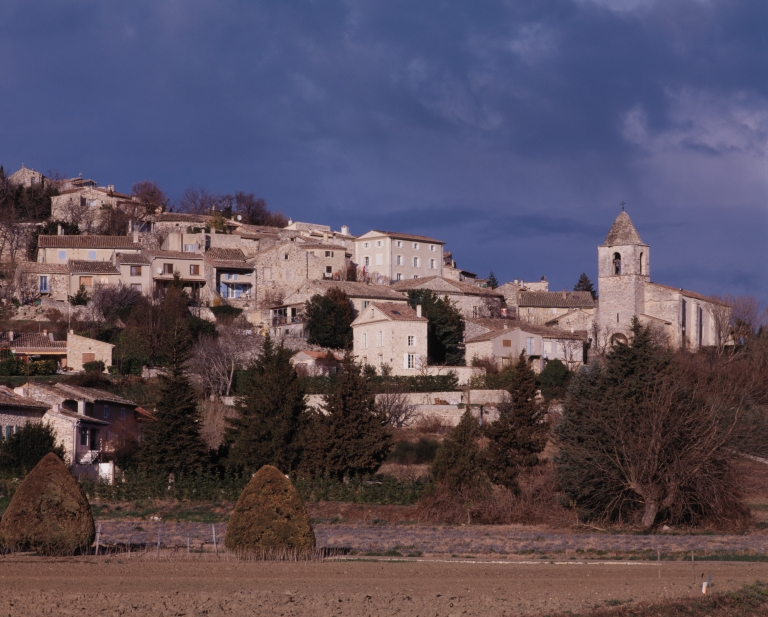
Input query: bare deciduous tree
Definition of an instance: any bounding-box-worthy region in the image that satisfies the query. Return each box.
[376,383,417,428]
[130,181,169,219]
[54,195,100,233]
[188,323,261,397]
[556,338,584,371]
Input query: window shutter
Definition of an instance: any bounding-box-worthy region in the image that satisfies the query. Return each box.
[403,354,408,369]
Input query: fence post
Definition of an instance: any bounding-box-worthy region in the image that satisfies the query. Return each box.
[212,524,217,555]
[156,527,161,557]
[95,523,101,556]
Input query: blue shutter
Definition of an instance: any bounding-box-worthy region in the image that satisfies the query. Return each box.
[219,281,227,296]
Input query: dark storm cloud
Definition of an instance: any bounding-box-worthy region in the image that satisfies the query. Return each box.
[0,0,765,298]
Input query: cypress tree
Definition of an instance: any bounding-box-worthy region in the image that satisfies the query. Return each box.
[487,271,499,289]
[407,289,465,365]
[302,352,392,479]
[482,352,548,491]
[573,273,597,300]
[304,287,354,350]
[225,335,305,473]
[138,312,209,478]
[431,409,488,493]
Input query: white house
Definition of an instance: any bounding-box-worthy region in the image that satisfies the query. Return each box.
[354,230,444,283]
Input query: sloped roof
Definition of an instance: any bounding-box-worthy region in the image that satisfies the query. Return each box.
[0,386,49,411]
[545,308,591,326]
[145,250,203,260]
[39,235,141,250]
[292,350,345,362]
[18,262,69,274]
[299,243,349,251]
[519,291,595,309]
[647,282,730,306]
[68,260,120,275]
[368,302,427,322]
[285,280,406,303]
[52,383,135,406]
[204,247,253,269]
[466,324,587,344]
[115,252,150,266]
[603,211,644,246]
[48,408,110,425]
[391,276,502,297]
[153,212,211,223]
[0,332,67,352]
[361,230,445,244]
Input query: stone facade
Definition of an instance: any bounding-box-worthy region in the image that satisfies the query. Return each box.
[51,186,137,232]
[596,211,727,350]
[391,276,503,319]
[0,386,49,440]
[351,302,428,375]
[37,235,142,264]
[66,332,114,372]
[355,230,444,283]
[519,291,595,327]
[8,165,45,187]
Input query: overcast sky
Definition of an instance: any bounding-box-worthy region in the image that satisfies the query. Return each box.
[1,0,766,300]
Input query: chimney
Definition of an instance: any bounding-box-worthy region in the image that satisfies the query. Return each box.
[323,232,328,242]
[416,305,422,318]
[108,184,114,192]
[341,225,350,236]
[561,291,567,299]
[77,400,86,416]
[53,403,60,414]
[133,229,139,243]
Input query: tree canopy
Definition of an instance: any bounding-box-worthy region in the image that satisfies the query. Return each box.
[573,273,597,300]
[304,287,354,350]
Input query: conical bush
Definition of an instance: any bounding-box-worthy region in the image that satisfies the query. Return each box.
[0,453,95,555]
[225,465,315,553]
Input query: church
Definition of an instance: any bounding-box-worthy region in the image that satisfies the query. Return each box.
[596,211,728,350]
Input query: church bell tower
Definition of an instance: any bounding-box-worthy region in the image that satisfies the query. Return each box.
[597,210,650,340]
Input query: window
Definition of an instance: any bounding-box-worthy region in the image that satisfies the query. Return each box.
[58,250,66,260]
[39,276,48,293]
[80,428,88,446]
[376,240,382,247]
[325,251,333,257]
[87,199,98,208]
[526,337,534,355]
[363,242,369,249]
[412,275,418,279]
[395,255,403,265]
[502,339,511,347]
[364,256,370,266]
[190,264,200,275]
[396,273,402,281]
[429,259,436,269]
[121,408,126,420]
[473,306,479,318]
[79,276,93,287]
[325,266,332,274]
[283,254,289,260]
[131,284,141,291]
[224,272,238,281]
[363,300,370,308]
[396,240,402,248]
[363,333,368,348]
[103,405,109,419]
[362,356,367,365]
[88,251,96,260]
[407,354,416,369]
[163,263,173,275]
[613,252,622,275]
[639,252,643,275]
[130,266,142,276]
[412,257,420,267]
[183,244,196,252]
[413,242,420,250]
[82,353,95,364]
[407,335,415,347]
[429,244,435,251]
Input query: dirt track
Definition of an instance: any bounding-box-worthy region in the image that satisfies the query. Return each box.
[2,557,768,616]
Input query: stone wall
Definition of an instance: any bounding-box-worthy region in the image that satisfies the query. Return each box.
[67,332,114,372]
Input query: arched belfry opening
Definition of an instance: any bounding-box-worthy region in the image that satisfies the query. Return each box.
[639,252,643,275]
[613,252,622,275]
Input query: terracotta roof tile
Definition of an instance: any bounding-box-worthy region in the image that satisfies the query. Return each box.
[519,291,595,309]
[18,262,69,274]
[68,260,120,274]
[466,324,586,343]
[39,235,141,250]
[368,230,445,244]
[368,302,427,322]
[391,276,502,297]
[115,252,150,266]
[0,386,49,411]
[145,250,203,260]
[0,332,67,352]
[287,281,406,302]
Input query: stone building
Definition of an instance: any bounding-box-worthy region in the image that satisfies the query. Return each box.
[0,331,68,368]
[351,302,428,375]
[16,262,69,302]
[354,230,445,283]
[51,185,138,232]
[518,290,595,327]
[67,260,122,296]
[0,385,50,441]
[465,322,587,372]
[495,277,550,317]
[115,252,152,294]
[596,211,729,350]
[37,234,142,264]
[204,248,255,305]
[8,165,46,187]
[65,331,114,372]
[391,276,504,319]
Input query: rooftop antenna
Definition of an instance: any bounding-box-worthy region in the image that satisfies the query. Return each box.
[620,201,626,211]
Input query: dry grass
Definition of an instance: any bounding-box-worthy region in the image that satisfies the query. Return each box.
[413,413,451,435]
[416,462,572,526]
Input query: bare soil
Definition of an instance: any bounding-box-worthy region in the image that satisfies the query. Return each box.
[1,556,767,616]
